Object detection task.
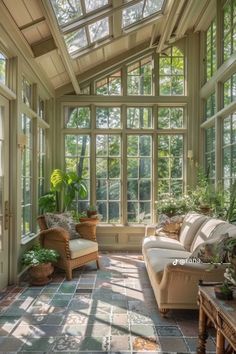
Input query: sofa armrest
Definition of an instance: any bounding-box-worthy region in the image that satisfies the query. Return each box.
[39,227,70,259]
[154,261,228,306]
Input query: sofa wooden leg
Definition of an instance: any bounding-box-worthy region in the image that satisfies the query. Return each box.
[159,308,169,317]
[96,259,100,269]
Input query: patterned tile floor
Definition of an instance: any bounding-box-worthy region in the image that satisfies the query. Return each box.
[0,253,216,353]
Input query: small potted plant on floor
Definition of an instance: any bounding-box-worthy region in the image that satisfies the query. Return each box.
[22,244,59,286]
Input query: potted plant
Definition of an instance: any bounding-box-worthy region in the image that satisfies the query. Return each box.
[211,237,236,300]
[214,281,233,300]
[87,205,97,218]
[22,244,59,285]
[156,194,193,218]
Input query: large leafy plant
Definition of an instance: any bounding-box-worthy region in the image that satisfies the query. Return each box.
[39,169,88,213]
[22,244,59,266]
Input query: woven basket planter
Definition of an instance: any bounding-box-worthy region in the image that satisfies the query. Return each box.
[28,262,54,286]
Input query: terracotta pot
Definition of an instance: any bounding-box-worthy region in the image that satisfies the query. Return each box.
[28,262,54,286]
[79,217,99,223]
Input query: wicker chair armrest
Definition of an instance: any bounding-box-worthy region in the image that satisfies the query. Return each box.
[39,227,71,259]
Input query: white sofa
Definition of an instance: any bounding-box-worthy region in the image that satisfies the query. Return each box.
[142,212,236,314]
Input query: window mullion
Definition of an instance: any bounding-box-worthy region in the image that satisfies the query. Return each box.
[122,104,127,225]
[90,104,97,207]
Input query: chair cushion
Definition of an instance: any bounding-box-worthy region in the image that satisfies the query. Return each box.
[143,235,186,251]
[44,212,78,240]
[69,239,98,259]
[179,213,208,250]
[146,248,191,283]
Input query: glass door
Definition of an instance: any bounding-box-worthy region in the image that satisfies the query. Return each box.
[0,95,9,290]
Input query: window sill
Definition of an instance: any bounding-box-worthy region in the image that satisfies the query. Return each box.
[21,233,39,245]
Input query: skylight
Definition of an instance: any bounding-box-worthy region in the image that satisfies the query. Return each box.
[51,0,83,26]
[122,0,164,28]
[64,28,88,54]
[84,0,109,13]
[89,18,109,43]
[50,0,165,57]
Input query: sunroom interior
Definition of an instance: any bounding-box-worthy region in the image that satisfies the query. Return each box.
[0,0,235,351]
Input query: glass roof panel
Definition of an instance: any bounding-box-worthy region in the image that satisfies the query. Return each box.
[84,0,109,13]
[51,0,83,26]
[143,0,164,17]
[89,17,109,42]
[64,27,88,54]
[122,1,144,28]
[122,0,164,28]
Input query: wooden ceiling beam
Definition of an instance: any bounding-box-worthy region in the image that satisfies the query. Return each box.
[19,17,46,31]
[31,37,57,58]
[40,0,81,94]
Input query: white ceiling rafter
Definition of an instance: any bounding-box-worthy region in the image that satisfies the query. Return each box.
[156,0,186,53]
[40,0,81,94]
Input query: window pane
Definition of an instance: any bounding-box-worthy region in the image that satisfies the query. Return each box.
[127,107,152,128]
[222,112,236,189]
[65,107,90,128]
[51,0,83,25]
[84,0,108,13]
[0,53,6,85]
[89,17,109,42]
[96,135,121,223]
[159,47,185,96]
[96,107,121,128]
[96,71,121,95]
[122,1,143,27]
[144,0,163,17]
[65,135,90,211]
[158,107,183,128]
[64,28,88,54]
[127,135,152,223]
[127,57,152,95]
[21,114,33,236]
[157,135,183,197]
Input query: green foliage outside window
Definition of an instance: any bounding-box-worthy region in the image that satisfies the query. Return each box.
[223,74,236,107]
[127,135,152,223]
[159,46,184,95]
[205,126,215,183]
[65,106,90,128]
[205,92,216,120]
[127,57,152,95]
[223,113,236,192]
[157,135,184,197]
[96,71,121,95]
[158,107,183,129]
[223,0,236,61]
[127,107,152,128]
[206,19,216,81]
